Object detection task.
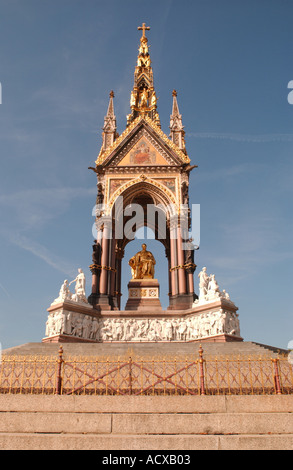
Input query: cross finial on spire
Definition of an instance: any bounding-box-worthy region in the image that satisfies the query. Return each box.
[138,23,150,38]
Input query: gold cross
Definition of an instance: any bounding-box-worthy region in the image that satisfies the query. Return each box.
[138,23,150,38]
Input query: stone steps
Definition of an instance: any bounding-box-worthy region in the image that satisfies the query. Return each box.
[2,341,287,358]
[0,396,292,450]
[1,432,293,451]
[3,411,292,436]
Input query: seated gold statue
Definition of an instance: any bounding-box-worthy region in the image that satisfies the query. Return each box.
[129,243,156,279]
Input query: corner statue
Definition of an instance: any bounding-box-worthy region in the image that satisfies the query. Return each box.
[129,243,156,279]
[69,268,88,303]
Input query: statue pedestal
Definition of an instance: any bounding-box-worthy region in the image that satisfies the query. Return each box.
[42,300,97,344]
[124,279,162,311]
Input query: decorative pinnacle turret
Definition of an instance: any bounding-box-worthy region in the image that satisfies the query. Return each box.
[170,90,186,151]
[102,90,118,150]
[106,91,115,117]
[126,23,160,127]
[171,90,180,117]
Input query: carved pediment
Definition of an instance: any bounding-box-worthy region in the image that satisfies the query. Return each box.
[117,135,170,167]
[96,116,190,168]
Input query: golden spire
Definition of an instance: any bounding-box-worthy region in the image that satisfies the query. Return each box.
[137,23,150,59]
[126,23,160,127]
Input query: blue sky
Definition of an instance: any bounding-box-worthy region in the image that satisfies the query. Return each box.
[0,0,292,350]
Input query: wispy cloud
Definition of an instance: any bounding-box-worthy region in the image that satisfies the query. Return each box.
[187,132,293,143]
[0,282,10,298]
[197,163,252,183]
[9,234,77,278]
[0,186,96,232]
[0,186,95,276]
[26,85,100,132]
[199,212,293,288]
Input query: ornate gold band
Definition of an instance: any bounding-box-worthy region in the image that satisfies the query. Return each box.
[169,263,196,272]
[89,264,117,273]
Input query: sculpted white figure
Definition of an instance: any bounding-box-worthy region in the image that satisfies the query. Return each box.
[82,315,92,339]
[45,314,55,337]
[54,311,64,334]
[195,267,236,308]
[163,319,173,341]
[178,321,187,341]
[137,320,148,339]
[45,318,50,337]
[123,320,131,341]
[72,316,83,337]
[130,319,138,340]
[90,318,100,340]
[192,316,199,339]
[63,312,73,335]
[52,280,72,304]
[185,318,192,341]
[203,313,211,337]
[154,320,162,341]
[113,319,124,341]
[45,311,63,337]
[148,321,157,341]
[69,268,88,303]
[70,315,78,336]
[198,267,209,299]
[222,289,230,301]
[171,319,178,341]
[101,319,113,341]
[207,274,221,300]
[227,312,240,336]
[219,311,227,334]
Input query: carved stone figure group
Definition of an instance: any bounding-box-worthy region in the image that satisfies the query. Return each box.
[45,309,240,342]
[197,267,232,304]
[46,265,240,341]
[52,269,88,305]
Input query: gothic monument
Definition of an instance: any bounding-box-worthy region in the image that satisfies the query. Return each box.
[43,24,241,344]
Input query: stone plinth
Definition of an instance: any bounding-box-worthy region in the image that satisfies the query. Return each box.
[124,279,162,311]
[42,300,98,344]
[42,270,242,344]
[42,295,242,344]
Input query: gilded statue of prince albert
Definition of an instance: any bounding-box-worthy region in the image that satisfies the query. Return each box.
[129,243,156,279]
